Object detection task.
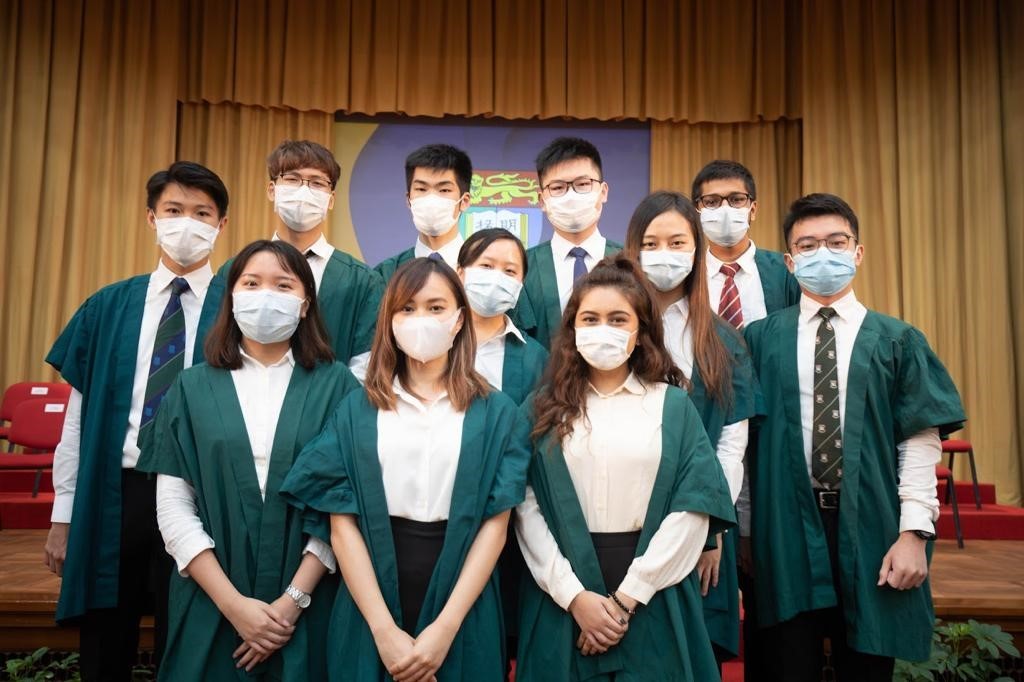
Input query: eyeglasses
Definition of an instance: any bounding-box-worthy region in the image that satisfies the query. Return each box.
[542,176,602,197]
[696,192,753,209]
[791,233,857,255]
[276,173,333,193]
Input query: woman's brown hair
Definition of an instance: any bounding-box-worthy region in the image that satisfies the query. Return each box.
[622,190,736,408]
[204,239,335,370]
[530,255,684,442]
[364,258,490,411]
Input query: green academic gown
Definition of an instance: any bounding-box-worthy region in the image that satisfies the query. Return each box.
[512,239,622,349]
[198,249,384,363]
[497,333,549,405]
[744,307,965,661]
[753,248,802,313]
[44,275,206,622]
[516,386,737,682]
[279,389,531,682]
[685,322,760,657]
[134,361,360,681]
[373,247,416,283]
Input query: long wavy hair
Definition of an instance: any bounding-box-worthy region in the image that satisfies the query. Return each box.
[622,190,736,408]
[364,257,490,411]
[530,254,684,442]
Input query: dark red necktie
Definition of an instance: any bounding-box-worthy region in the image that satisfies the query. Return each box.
[718,262,744,329]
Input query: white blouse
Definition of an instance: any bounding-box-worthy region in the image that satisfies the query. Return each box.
[474,316,526,392]
[516,375,710,607]
[156,348,335,576]
[376,378,465,522]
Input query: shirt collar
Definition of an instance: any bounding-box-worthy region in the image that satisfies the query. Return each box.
[550,229,606,262]
[798,289,862,326]
[705,240,758,276]
[665,296,689,319]
[588,372,646,399]
[479,315,527,348]
[151,260,214,297]
[271,232,333,260]
[414,233,464,267]
[238,346,295,369]
[392,376,450,410]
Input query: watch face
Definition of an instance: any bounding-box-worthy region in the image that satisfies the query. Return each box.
[298,593,311,609]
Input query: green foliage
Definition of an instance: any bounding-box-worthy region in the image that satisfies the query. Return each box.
[3,648,80,681]
[894,619,1020,682]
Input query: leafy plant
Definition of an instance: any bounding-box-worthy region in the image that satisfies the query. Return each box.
[894,618,1020,682]
[3,647,80,681]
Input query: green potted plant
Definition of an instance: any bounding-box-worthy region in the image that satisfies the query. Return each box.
[894,619,1020,682]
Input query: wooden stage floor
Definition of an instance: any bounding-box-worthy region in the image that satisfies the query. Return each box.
[1,530,1022,652]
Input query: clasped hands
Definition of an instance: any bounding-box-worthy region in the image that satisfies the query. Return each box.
[228,594,302,671]
[569,590,634,656]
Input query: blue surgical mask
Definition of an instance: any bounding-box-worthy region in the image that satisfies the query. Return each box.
[792,247,857,296]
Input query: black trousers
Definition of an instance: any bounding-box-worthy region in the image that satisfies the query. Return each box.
[79,469,172,682]
[390,516,448,635]
[758,504,895,682]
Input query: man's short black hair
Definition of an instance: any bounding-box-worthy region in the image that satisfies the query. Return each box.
[691,160,757,201]
[146,161,229,218]
[404,144,473,195]
[782,193,860,245]
[535,137,603,185]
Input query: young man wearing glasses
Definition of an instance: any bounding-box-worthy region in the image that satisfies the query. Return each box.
[197,140,383,370]
[375,144,474,280]
[743,193,964,681]
[512,137,621,349]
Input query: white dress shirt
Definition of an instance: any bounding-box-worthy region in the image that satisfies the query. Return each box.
[377,378,466,522]
[155,348,335,576]
[705,241,768,324]
[51,262,213,524]
[414,232,464,270]
[516,375,710,608]
[797,291,941,533]
[474,316,526,391]
[661,298,746,502]
[273,232,335,290]
[550,230,607,311]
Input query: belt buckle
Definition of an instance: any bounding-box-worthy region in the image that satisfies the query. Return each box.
[817,490,839,510]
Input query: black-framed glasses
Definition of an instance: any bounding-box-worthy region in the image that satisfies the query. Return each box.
[696,192,752,209]
[542,176,602,197]
[276,173,333,193]
[791,233,857,255]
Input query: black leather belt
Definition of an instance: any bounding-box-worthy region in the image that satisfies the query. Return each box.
[813,488,840,511]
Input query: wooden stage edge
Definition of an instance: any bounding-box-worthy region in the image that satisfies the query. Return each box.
[1,530,1023,653]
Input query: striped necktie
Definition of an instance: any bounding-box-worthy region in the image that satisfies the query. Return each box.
[718,262,744,329]
[811,307,843,489]
[139,277,190,435]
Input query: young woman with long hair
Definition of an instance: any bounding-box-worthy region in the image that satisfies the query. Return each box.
[514,255,735,681]
[280,257,530,682]
[623,190,759,664]
[136,239,360,680]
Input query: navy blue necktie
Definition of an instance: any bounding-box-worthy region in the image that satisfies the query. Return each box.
[140,277,190,434]
[428,252,444,263]
[569,246,589,282]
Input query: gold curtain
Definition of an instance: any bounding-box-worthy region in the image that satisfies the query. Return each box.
[0,0,180,391]
[180,0,800,123]
[801,0,1024,504]
[649,120,803,255]
[175,102,334,265]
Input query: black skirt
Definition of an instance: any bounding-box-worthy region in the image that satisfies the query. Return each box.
[390,516,448,634]
[590,530,641,593]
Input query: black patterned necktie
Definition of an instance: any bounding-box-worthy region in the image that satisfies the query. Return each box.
[811,306,843,489]
[139,277,190,436]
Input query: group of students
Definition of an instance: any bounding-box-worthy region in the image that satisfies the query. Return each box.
[40,136,966,682]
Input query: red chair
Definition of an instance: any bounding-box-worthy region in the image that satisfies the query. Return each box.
[942,439,981,510]
[0,398,68,496]
[936,464,963,549]
[0,382,71,451]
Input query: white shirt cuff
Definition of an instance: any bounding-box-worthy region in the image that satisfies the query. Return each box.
[550,574,587,612]
[899,501,938,535]
[303,536,337,573]
[50,494,75,524]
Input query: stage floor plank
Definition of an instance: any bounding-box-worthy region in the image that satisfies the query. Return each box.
[1,530,1022,651]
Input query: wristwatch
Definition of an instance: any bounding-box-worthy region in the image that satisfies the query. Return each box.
[285,584,311,609]
[912,530,936,541]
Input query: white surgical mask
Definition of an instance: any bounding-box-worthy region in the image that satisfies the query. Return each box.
[463,267,523,318]
[700,205,750,247]
[274,184,331,233]
[410,194,460,237]
[392,309,462,363]
[639,249,694,292]
[232,289,304,344]
[154,216,219,267]
[575,325,635,371]
[544,189,602,233]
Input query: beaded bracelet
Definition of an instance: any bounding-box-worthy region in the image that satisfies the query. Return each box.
[608,592,636,617]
